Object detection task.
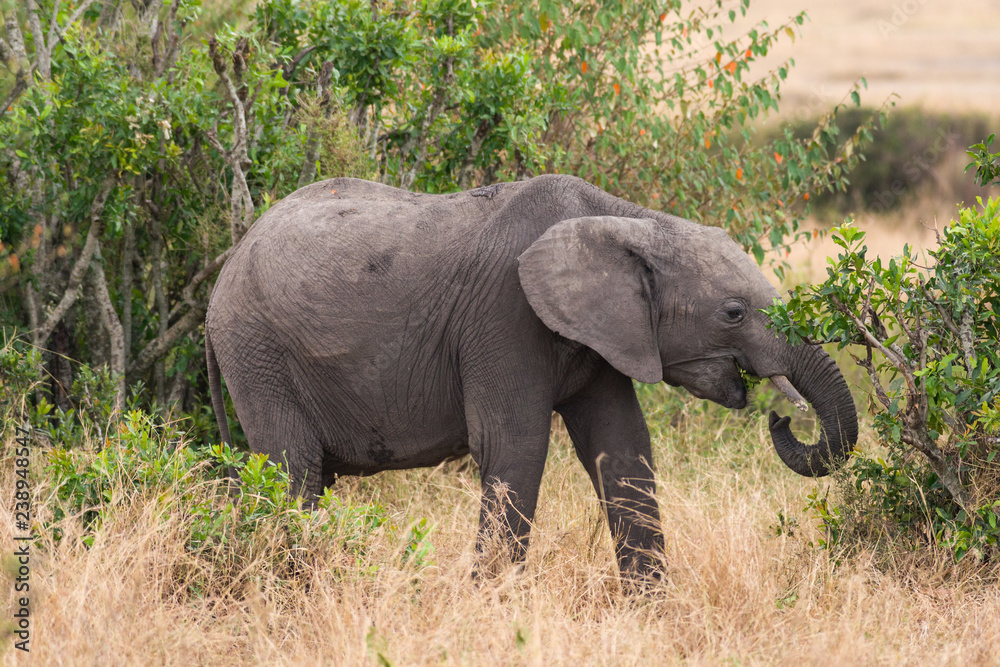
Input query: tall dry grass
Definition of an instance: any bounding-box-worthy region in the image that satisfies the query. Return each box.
[2,397,999,665]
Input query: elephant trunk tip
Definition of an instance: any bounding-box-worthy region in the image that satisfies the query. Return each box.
[765,350,859,478]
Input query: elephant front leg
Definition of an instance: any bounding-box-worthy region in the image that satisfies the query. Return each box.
[556,363,665,583]
[465,397,551,577]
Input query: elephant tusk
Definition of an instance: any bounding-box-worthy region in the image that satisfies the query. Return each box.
[770,375,808,412]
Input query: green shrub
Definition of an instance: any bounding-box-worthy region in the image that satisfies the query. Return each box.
[766,195,1000,562]
[967,133,1000,187]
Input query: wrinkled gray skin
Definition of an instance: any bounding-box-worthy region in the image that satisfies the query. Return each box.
[206,175,857,580]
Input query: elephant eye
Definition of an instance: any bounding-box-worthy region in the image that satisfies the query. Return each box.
[723,304,745,323]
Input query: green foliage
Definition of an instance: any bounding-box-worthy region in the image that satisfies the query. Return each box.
[254,0,549,192]
[967,134,1000,188]
[482,0,884,260]
[766,196,1000,561]
[0,330,42,434]
[0,0,376,434]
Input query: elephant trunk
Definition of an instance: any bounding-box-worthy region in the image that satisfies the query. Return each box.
[767,344,858,477]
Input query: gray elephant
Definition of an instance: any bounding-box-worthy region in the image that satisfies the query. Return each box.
[205,175,857,579]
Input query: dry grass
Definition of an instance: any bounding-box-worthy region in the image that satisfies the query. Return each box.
[3,399,999,666]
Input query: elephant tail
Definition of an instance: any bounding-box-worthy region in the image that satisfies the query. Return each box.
[206,331,238,480]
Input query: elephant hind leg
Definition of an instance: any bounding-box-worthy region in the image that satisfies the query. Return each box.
[228,382,326,500]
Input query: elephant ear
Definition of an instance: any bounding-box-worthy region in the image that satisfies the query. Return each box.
[517,216,663,384]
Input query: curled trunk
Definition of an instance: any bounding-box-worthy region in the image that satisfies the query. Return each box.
[769,344,858,477]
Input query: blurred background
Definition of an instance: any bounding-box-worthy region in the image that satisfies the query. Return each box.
[735,0,1000,278]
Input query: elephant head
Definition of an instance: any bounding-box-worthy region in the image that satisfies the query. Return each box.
[517,215,858,477]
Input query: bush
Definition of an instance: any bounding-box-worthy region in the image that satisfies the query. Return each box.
[766,195,1000,562]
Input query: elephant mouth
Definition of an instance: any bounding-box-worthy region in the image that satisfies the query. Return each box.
[733,359,807,413]
[664,356,748,409]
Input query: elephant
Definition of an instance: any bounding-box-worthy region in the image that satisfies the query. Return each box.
[205,174,858,580]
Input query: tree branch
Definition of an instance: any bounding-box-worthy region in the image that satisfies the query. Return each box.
[25,0,49,80]
[2,10,32,106]
[297,61,336,187]
[126,303,205,380]
[32,177,116,348]
[458,114,500,189]
[165,247,233,323]
[919,283,976,375]
[89,246,126,417]
[831,295,915,390]
[902,426,974,516]
[153,0,183,78]
[208,37,254,245]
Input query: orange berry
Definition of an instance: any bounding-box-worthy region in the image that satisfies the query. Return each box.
[736,168,743,180]
[745,48,752,59]
[804,192,810,201]
[581,61,588,74]
[705,137,712,149]
[708,79,714,89]
[639,128,645,136]
[659,12,667,22]
[725,61,737,74]
[613,82,620,95]
[774,152,783,164]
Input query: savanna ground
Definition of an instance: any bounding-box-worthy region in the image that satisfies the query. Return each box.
[3,386,1000,665]
[3,1,1000,664]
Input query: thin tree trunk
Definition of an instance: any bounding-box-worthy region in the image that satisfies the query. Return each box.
[89,248,126,418]
[50,321,74,411]
[148,209,168,404]
[122,219,135,362]
[297,62,336,188]
[457,115,500,190]
[98,0,121,33]
[24,0,50,80]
